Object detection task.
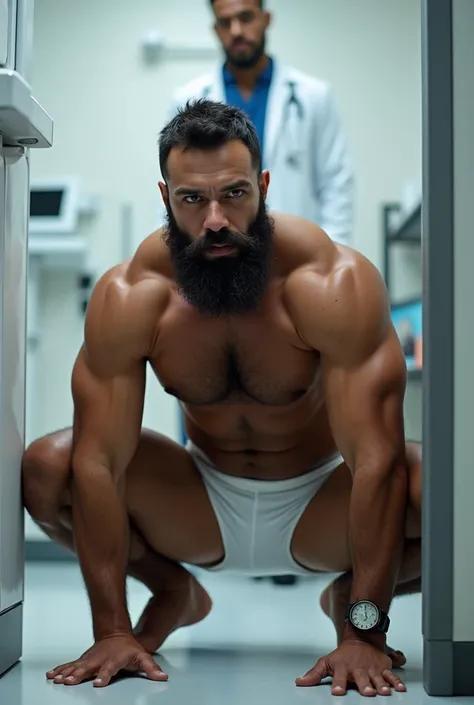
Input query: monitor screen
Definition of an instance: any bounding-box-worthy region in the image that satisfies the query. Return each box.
[30,190,64,217]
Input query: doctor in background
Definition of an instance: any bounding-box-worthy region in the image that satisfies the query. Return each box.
[165,0,354,245]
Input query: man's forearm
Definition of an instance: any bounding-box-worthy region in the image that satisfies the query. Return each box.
[344,462,408,640]
[71,466,132,641]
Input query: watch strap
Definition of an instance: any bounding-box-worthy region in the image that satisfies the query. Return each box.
[378,610,390,633]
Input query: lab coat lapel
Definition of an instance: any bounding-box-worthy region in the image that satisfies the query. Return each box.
[263,60,289,169]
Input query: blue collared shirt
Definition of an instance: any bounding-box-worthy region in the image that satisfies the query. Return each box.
[223,57,274,166]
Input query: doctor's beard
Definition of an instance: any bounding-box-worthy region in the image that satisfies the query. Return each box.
[164,195,274,317]
[226,35,266,70]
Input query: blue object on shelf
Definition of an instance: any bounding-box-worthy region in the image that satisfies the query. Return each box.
[391,298,422,373]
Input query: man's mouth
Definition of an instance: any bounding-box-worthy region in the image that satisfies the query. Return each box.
[206,244,238,257]
[233,41,251,51]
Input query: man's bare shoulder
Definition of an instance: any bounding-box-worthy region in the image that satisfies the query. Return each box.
[127,227,174,283]
[272,212,340,277]
[83,230,172,372]
[91,230,171,315]
[277,215,390,353]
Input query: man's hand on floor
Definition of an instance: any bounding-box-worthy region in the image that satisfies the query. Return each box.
[46,634,168,687]
[295,639,407,697]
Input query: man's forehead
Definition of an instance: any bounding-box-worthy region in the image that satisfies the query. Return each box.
[167,142,255,181]
[213,0,259,18]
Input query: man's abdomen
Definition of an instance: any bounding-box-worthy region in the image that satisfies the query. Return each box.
[183,396,339,481]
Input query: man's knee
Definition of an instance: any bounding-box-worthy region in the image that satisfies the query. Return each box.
[22,431,72,523]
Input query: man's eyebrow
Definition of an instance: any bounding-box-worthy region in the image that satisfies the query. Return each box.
[173,180,253,196]
[219,179,252,192]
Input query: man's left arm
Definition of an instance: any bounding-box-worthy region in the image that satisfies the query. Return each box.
[317,255,407,626]
[312,85,354,246]
[290,251,409,695]
[322,300,408,635]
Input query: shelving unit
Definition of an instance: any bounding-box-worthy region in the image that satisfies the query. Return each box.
[382,202,422,380]
[383,201,421,293]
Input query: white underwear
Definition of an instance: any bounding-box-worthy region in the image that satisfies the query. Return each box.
[187,442,344,577]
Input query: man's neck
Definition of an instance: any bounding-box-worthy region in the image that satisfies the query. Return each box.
[226,55,270,95]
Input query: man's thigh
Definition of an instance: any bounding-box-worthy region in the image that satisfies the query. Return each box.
[24,426,225,568]
[291,461,353,574]
[290,443,423,573]
[124,430,225,568]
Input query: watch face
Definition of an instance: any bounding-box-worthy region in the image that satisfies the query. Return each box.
[350,601,379,630]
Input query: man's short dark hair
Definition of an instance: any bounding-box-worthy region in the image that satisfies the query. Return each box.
[159,99,262,181]
[209,0,264,8]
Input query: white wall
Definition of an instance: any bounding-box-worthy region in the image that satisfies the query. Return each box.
[27,0,422,446]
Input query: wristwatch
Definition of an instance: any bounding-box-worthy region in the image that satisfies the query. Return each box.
[345,600,390,634]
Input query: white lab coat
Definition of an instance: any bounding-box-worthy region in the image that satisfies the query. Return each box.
[162,59,354,245]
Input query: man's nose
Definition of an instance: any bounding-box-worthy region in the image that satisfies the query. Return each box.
[229,19,244,38]
[203,201,230,232]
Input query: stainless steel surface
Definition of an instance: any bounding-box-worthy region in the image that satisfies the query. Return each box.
[0,69,53,147]
[0,0,9,66]
[0,145,27,613]
[15,0,35,81]
[1,0,17,70]
[0,604,22,676]
[0,0,52,679]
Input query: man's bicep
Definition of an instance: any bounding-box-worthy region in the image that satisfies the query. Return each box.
[322,330,407,473]
[71,348,146,480]
[70,270,148,479]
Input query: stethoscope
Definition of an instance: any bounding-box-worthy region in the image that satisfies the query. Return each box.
[275,80,304,171]
[203,80,304,171]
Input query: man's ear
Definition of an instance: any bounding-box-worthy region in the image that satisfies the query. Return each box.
[263,11,272,31]
[259,170,270,198]
[158,182,168,205]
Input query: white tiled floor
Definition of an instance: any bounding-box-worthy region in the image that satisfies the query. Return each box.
[0,562,473,704]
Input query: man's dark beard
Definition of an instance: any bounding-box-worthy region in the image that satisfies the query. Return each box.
[226,35,266,70]
[164,196,273,316]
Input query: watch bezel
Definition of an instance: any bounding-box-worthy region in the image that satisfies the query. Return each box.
[349,600,380,631]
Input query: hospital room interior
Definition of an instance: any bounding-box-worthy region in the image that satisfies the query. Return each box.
[1,0,473,702]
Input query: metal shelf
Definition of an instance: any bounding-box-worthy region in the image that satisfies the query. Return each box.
[383,202,422,297]
[389,203,422,243]
[383,202,423,385]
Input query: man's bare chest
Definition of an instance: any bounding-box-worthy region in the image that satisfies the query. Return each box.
[150,308,320,407]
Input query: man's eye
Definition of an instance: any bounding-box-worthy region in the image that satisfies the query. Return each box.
[239,11,255,24]
[227,189,244,199]
[183,195,202,204]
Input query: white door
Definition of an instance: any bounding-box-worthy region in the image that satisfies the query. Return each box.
[0,145,28,613]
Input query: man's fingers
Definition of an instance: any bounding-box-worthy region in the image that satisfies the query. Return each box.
[57,666,76,679]
[139,654,169,681]
[369,672,392,696]
[353,669,377,697]
[63,665,94,686]
[331,667,349,696]
[383,669,407,692]
[93,661,119,688]
[53,664,81,683]
[47,663,72,680]
[295,659,328,687]
[50,660,99,685]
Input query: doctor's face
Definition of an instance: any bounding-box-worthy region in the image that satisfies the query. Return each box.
[159,140,274,316]
[212,0,271,69]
